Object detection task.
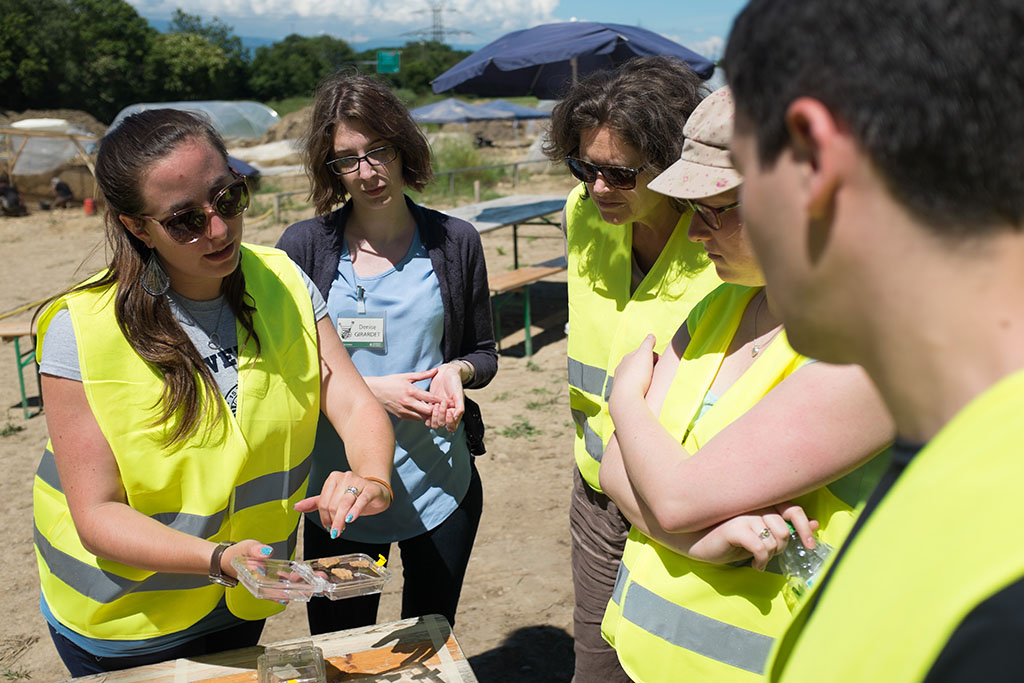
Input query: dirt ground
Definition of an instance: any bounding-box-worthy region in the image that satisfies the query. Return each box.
[0,170,583,682]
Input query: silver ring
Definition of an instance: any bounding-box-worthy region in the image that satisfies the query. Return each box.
[345,486,360,497]
[759,527,771,539]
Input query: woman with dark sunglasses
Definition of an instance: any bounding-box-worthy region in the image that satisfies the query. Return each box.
[31,109,396,677]
[598,87,894,682]
[542,56,722,683]
[276,72,496,635]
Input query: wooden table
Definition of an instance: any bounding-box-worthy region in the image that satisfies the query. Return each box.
[0,317,40,419]
[67,614,478,682]
[440,194,565,268]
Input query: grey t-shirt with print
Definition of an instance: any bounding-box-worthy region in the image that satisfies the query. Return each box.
[39,262,327,414]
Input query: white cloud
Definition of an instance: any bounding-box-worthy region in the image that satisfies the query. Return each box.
[689,35,724,60]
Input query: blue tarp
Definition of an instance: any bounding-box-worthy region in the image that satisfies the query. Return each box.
[432,22,715,99]
[482,100,550,119]
[410,98,515,124]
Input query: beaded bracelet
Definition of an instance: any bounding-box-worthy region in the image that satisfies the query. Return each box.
[364,476,394,505]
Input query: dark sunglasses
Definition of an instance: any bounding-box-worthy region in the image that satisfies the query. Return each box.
[689,199,742,230]
[565,157,647,190]
[137,174,250,245]
[327,145,398,175]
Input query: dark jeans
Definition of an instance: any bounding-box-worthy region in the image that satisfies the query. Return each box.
[305,460,483,634]
[48,618,265,678]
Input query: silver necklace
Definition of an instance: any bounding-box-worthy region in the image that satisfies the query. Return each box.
[170,294,227,351]
[751,290,782,357]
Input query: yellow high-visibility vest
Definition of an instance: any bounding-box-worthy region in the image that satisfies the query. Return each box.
[602,284,886,681]
[33,244,320,640]
[565,183,720,491]
[767,368,1024,682]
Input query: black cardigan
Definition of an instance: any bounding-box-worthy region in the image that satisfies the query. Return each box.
[276,196,498,451]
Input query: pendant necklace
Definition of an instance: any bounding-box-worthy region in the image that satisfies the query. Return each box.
[170,294,228,351]
[751,290,782,357]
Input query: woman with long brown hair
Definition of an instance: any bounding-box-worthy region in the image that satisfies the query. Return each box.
[33,108,395,677]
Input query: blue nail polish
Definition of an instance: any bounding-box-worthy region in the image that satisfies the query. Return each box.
[260,546,272,556]
[345,514,354,524]
[330,528,339,539]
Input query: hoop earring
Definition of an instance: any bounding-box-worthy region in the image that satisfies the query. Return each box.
[141,251,170,296]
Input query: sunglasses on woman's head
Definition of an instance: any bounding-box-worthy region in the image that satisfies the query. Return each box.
[565,157,647,190]
[689,199,742,230]
[137,174,250,245]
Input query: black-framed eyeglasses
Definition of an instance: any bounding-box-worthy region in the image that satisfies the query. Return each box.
[565,157,647,190]
[137,173,250,245]
[689,199,742,230]
[327,145,398,175]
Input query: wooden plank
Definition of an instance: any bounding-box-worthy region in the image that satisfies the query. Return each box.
[66,615,477,683]
[0,319,35,340]
[489,265,565,295]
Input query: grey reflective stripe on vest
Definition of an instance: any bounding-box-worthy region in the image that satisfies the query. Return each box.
[34,524,209,602]
[620,578,775,674]
[568,357,607,396]
[35,448,60,491]
[234,455,313,512]
[604,375,614,401]
[571,409,605,464]
[37,448,311,528]
[610,560,629,605]
[35,525,297,605]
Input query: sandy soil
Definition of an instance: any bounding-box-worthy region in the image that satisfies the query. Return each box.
[0,171,583,682]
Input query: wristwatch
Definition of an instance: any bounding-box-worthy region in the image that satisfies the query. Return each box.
[209,541,238,587]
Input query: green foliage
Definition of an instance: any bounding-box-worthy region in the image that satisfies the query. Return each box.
[264,96,312,118]
[249,34,355,100]
[1,422,25,437]
[61,0,155,121]
[143,33,230,101]
[496,416,542,439]
[2,1,472,122]
[168,10,249,99]
[356,41,470,96]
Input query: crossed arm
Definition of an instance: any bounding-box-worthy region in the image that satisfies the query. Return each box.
[599,324,894,567]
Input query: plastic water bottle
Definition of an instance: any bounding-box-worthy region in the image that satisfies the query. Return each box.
[780,522,833,610]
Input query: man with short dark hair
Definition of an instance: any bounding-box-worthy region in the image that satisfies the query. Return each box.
[725,0,1024,680]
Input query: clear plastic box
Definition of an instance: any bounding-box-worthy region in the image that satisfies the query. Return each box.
[257,642,326,683]
[233,553,392,602]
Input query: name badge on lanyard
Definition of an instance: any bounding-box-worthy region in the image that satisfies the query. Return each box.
[337,285,387,350]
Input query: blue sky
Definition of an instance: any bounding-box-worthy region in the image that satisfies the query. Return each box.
[132,0,748,60]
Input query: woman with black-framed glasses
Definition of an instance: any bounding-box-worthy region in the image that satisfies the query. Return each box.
[542,56,723,683]
[32,108,396,677]
[277,71,496,636]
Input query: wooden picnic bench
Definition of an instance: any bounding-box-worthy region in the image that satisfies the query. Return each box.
[441,195,568,357]
[489,256,566,357]
[0,318,40,419]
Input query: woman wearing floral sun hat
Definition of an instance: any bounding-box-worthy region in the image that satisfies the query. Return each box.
[596,86,895,682]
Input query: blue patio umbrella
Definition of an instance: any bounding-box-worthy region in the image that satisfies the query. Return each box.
[410,98,515,124]
[432,22,715,98]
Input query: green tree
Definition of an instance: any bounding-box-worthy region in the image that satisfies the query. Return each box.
[359,40,471,95]
[168,9,250,99]
[249,34,355,100]
[0,0,70,111]
[59,0,155,121]
[143,32,231,101]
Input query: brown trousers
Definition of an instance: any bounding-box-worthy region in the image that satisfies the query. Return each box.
[569,466,634,683]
